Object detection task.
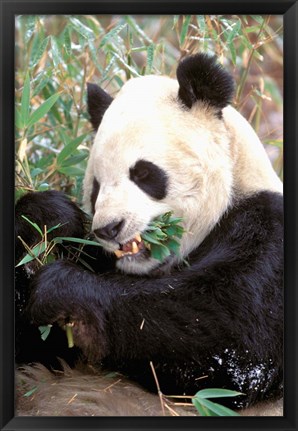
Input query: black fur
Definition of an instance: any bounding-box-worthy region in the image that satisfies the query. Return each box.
[15,190,283,409]
[15,191,86,262]
[177,53,235,115]
[129,160,168,200]
[87,83,113,130]
[15,190,115,368]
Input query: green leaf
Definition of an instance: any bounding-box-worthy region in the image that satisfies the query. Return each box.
[125,16,153,44]
[192,398,213,416]
[16,242,46,267]
[250,15,265,25]
[30,167,43,178]
[31,36,49,67]
[165,238,180,255]
[193,397,240,416]
[65,324,74,348]
[146,44,155,74]
[180,15,191,46]
[38,325,52,341]
[21,215,43,236]
[197,15,206,32]
[57,133,88,165]
[142,232,164,245]
[27,93,60,128]
[23,386,38,397]
[196,388,244,399]
[53,237,103,247]
[226,20,242,45]
[24,16,36,43]
[192,389,243,416]
[69,17,95,40]
[46,222,65,234]
[32,73,50,97]
[113,75,125,88]
[57,166,85,177]
[37,183,50,191]
[64,27,72,56]
[20,72,31,128]
[60,153,89,168]
[99,22,127,48]
[229,42,237,65]
[15,108,23,130]
[150,243,171,261]
[51,36,63,68]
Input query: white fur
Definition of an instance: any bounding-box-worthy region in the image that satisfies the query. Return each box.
[83,75,282,275]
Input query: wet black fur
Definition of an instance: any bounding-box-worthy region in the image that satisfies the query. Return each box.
[15,190,283,408]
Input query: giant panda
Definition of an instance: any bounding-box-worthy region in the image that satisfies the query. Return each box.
[15,53,283,415]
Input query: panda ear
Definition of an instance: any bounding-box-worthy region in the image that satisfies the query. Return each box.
[87,83,114,130]
[176,53,235,115]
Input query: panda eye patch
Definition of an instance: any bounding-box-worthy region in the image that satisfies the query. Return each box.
[91,177,100,214]
[129,160,168,200]
[131,165,149,181]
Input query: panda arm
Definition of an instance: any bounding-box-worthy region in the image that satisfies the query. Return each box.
[27,191,283,366]
[15,190,116,365]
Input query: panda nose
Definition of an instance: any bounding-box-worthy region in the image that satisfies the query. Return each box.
[93,219,124,241]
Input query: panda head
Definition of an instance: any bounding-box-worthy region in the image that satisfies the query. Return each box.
[83,54,237,275]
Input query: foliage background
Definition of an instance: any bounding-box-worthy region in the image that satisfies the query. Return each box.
[15,15,283,205]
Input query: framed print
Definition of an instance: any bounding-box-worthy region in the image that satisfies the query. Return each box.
[0,1,297,430]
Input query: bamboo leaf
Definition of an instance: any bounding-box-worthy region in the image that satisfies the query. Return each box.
[192,398,213,416]
[141,232,164,245]
[38,325,52,341]
[20,72,31,128]
[31,36,49,67]
[15,108,23,130]
[125,16,153,44]
[226,20,242,45]
[64,27,72,56]
[150,243,171,261]
[57,133,88,165]
[193,397,240,416]
[51,36,63,68]
[60,153,88,167]
[69,17,95,40]
[32,73,50,97]
[197,15,206,32]
[146,44,155,74]
[53,237,103,247]
[37,183,49,191]
[21,215,43,236]
[99,23,127,48]
[27,93,60,128]
[24,16,36,43]
[196,389,244,399]
[180,15,191,46]
[16,242,46,267]
[23,386,38,397]
[57,166,85,176]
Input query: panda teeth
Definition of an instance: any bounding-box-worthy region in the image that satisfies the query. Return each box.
[132,241,139,254]
[114,250,126,258]
[135,233,142,243]
[114,234,143,259]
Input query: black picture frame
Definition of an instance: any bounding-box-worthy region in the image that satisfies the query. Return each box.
[1,1,297,430]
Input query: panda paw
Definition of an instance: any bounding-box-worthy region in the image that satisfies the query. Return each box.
[27,260,109,360]
[15,191,87,262]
